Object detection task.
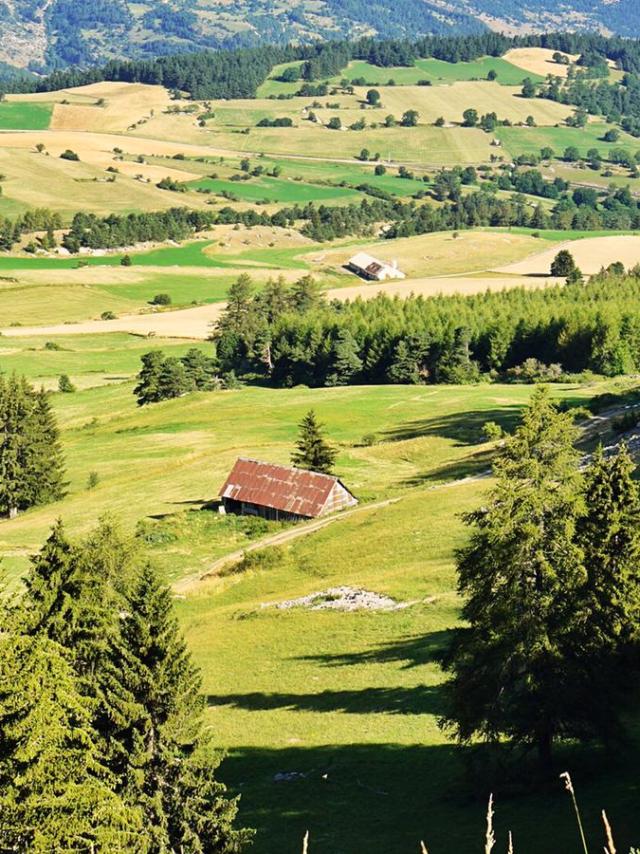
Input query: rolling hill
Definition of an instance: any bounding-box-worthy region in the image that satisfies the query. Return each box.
[0,0,639,73]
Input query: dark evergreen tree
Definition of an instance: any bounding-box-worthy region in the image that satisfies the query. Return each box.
[439,387,585,767]
[327,329,362,386]
[0,375,66,518]
[291,410,337,474]
[0,634,141,852]
[120,564,251,853]
[134,351,166,406]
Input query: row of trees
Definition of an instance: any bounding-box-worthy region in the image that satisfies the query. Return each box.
[0,375,66,518]
[0,519,250,850]
[212,267,640,387]
[441,388,640,767]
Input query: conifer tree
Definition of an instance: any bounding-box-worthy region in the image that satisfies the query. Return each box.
[135,351,166,406]
[120,564,251,852]
[0,375,66,517]
[440,387,585,767]
[327,329,362,386]
[570,444,640,737]
[0,634,142,852]
[291,409,337,474]
[387,339,419,384]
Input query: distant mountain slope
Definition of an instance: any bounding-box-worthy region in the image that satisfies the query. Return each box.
[0,0,639,73]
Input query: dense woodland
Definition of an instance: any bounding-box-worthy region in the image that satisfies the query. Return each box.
[210,266,640,388]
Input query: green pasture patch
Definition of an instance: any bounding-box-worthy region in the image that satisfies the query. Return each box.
[0,101,53,130]
[332,57,541,87]
[257,62,305,98]
[0,333,206,388]
[188,175,361,204]
[496,123,640,160]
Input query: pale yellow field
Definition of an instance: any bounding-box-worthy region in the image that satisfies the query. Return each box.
[304,230,544,278]
[496,235,640,276]
[358,82,570,126]
[203,224,314,256]
[11,82,174,134]
[504,47,579,79]
[0,147,194,215]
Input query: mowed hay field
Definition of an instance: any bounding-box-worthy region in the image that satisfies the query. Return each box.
[504,47,579,79]
[10,83,173,133]
[497,234,640,276]
[305,230,545,278]
[0,146,196,216]
[365,82,569,126]
[496,122,640,159]
[1,371,638,852]
[332,56,542,86]
[203,124,494,164]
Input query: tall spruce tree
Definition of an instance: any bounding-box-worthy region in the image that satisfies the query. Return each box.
[291,409,337,474]
[0,375,66,518]
[0,634,142,852]
[570,443,640,737]
[120,564,251,852]
[15,522,250,851]
[327,329,362,386]
[439,387,585,767]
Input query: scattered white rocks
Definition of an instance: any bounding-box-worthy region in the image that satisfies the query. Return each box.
[264,586,412,612]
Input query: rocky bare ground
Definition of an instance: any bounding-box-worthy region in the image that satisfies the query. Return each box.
[263,586,415,612]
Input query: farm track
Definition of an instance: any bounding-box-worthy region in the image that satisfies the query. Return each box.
[173,473,489,594]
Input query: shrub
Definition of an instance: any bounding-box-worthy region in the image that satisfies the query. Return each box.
[58,374,76,393]
[150,293,172,306]
[482,421,504,441]
[101,311,116,320]
[120,254,132,267]
[60,149,80,161]
[87,471,99,490]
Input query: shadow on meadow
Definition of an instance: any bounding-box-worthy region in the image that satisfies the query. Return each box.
[381,405,522,446]
[207,684,444,716]
[294,629,452,670]
[217,741,640,854]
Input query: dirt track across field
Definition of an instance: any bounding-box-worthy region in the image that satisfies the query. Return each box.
[0,275,547,340]
[174,473,491,595]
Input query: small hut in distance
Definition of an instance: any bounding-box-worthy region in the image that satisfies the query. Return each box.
[219,458,357,522]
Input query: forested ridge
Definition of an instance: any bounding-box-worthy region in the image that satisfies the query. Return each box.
[7,30,640,100]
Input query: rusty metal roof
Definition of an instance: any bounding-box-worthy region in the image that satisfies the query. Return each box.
[220,458,342,518]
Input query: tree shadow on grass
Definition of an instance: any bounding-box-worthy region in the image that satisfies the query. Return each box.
[217,741,640,854]
[207,684,444,716]
[294,629,452,670]
[382,406,522,446]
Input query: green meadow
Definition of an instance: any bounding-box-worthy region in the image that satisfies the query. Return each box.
[496,122,640,159]
[0,361,638,851]
[331,57,542,86]
[188,175,361,204]
[0,101,53,130]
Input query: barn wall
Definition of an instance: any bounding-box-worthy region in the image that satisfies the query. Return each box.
[322,482,358,515]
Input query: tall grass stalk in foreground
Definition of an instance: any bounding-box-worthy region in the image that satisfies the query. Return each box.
[485,793,496,854]
[603,810,617,854]
[560,771,589,854]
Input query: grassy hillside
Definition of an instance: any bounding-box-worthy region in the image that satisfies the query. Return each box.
[0,343,637,850]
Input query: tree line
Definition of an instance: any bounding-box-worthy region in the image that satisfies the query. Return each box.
[210,266,640,388]
[6,31,640,101]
